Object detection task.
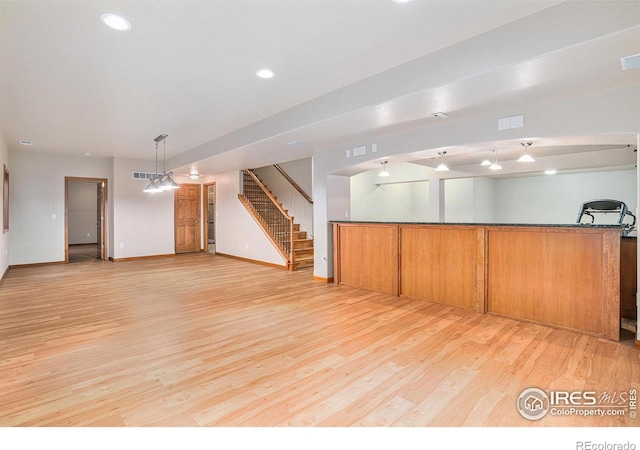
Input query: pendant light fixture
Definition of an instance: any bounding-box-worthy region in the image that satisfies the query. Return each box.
[435,151,449,172]
[143,136,162,193]
[143,134,180,193]
[480,150,492,166]
[379,160,390,177]
[489,149,502,171]
[517,141,535,163]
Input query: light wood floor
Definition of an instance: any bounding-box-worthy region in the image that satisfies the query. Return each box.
[0,253,638,427]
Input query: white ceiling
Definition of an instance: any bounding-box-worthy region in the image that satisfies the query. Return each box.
[0,0,638,179]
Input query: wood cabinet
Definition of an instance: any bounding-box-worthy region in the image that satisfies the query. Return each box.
[333,222,623,341]
[333,224,399,296]
[486,227,618,340]
[400,225,484,311]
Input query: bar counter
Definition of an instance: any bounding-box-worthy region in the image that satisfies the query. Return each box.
[331,221,634,341]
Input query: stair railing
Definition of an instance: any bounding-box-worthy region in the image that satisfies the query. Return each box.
[273,164,313,204]
[240,169,295,268]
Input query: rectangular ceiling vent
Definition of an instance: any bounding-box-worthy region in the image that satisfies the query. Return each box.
[132,171,160,180]
[621,53,640,71]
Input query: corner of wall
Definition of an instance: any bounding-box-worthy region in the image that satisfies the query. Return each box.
[0,133,7,279]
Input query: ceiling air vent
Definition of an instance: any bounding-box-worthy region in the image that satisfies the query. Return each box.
[621,53,640,71]
[132,171,160,180]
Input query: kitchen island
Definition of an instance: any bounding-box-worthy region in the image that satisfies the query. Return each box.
[332,221,633,341]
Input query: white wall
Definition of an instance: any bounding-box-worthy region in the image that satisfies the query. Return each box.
[112,158,175,259]
[319,174,350,276]
[208,170,287,266]
[351,168,636,226]
[350,162,430,222]
[351,177,430,222]
[0,133,8,277]
[444,178,474,223]
[253,158,313,237]
[443,177,496,223]
[473,177,496,223]
[277,158,312,198]
[9,151,112,265]
[67,181,98,244]
[491,169,637,225]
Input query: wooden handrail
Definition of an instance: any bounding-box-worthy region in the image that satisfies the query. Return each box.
[273,164,313,204]
[245,169,293,219]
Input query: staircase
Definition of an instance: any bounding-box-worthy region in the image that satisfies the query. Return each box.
[291,224,314,269]
[239,170,313,270]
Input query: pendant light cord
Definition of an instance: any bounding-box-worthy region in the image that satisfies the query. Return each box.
[155,141,159,179]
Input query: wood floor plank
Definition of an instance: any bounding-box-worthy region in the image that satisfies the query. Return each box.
[0,253,638,427]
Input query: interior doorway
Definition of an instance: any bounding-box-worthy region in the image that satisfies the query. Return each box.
[65,177,108,263]
[204,183,216,253]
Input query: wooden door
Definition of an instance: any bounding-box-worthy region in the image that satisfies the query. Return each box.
[96,182,104,259]
[175,184,201,253]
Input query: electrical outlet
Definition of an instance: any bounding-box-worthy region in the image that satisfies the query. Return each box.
[86,232,91,237]
[245,243,249,249]
[321,255,327,262]
[119,243,124,249]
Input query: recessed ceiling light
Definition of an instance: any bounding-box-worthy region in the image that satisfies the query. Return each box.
[84,152,92,157]
[19,140,32,146]
[392,0,415,3]
[100,13,132,31]
[431,112,450,119]
[545,169,557,175]
[256,69,275,79]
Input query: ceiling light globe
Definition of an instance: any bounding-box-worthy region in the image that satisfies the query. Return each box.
[100,13,132,31]
[256,69,275,79]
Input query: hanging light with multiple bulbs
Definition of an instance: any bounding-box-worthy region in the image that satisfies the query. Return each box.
[143,134,180,193]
